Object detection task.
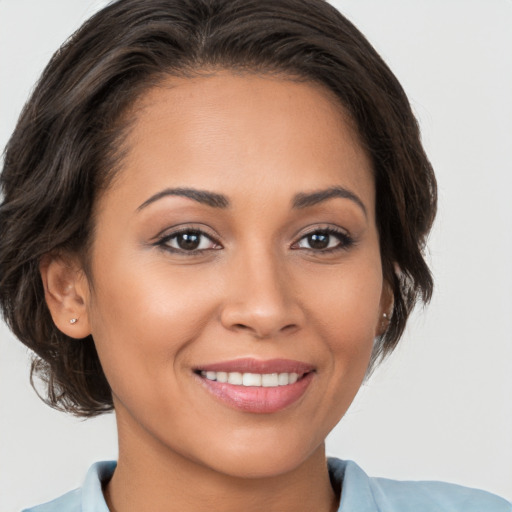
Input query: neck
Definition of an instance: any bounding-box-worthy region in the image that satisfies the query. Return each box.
[104,416,338,512]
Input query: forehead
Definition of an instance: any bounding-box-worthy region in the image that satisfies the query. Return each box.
[106,71,374,214]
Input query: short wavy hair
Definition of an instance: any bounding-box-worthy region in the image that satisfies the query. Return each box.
[0,0,436,416]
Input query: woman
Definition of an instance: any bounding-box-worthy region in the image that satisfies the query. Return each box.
[0,0,510,511]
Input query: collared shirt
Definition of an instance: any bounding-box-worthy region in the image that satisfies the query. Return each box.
[23,458,512,511]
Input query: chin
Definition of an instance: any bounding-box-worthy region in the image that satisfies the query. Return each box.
[189,429,327,480]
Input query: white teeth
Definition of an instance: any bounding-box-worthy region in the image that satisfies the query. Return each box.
[242,373,262,386]
[278,373,289,385]
[227,372,243,385]
[201,371,301,387]
[216,371,228,383]
[262,373,279,387]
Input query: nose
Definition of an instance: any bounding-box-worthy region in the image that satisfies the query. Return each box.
[220,248,304,340]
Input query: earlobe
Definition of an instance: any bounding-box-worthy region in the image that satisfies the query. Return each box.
[376,281,394,337]
[39,254,91,339]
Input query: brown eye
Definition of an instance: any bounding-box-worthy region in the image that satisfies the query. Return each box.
[295,229,353,251]
[161,230,219,252]
[175,232,202,250]
[306,232,330,249]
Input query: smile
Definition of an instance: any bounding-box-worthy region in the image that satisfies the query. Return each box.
[195,358,315,413]
[200,371,300,387]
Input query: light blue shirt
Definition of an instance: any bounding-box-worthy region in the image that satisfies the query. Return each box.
[23,458,512,511]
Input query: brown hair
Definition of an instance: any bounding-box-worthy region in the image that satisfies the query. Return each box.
[0,0,436,416]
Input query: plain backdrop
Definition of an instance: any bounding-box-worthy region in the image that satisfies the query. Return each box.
[1,1,511,510]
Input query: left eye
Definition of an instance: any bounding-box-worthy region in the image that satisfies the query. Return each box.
[162,230,219,251]
[295,230,349,251]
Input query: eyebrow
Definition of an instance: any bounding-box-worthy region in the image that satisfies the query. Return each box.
[292,186,367,217]
[137,187,230,211]
[137,185,367,216]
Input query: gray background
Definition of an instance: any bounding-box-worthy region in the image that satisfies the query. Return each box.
[1,1,511,510]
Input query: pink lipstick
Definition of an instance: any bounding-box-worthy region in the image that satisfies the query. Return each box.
[194,358,315,414]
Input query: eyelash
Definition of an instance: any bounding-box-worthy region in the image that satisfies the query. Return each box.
[155,227,221,254]
[155,226,354,255]
[292,227,354,253]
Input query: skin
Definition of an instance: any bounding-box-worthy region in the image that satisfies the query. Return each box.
[42,72,391,512]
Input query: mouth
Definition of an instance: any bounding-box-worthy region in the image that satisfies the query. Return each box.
[193,358,315,413]
[198,370,302,387]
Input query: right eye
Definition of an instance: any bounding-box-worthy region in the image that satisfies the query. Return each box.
[158,229,221,253]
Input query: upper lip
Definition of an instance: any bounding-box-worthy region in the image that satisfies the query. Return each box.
[195,358,315,375]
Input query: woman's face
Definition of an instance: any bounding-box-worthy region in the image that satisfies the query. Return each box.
[81,72,388,477]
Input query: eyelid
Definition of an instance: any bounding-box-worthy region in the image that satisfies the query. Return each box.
[152,224,223,253]
[151,223,354,255]
[291,225,354,252]
[292,223,350,240]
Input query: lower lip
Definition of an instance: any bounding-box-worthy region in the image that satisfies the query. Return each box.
[197,373,314,414]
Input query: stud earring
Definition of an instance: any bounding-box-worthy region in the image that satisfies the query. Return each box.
[383,313,388,319]
[69,318,78,324]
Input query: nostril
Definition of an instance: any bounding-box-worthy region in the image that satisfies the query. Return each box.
[231,322,298,335]
[221,300,304,339]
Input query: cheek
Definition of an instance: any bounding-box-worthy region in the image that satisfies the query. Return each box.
[304,259,383,336]
[86,252,219,388]
[301,255,383,382]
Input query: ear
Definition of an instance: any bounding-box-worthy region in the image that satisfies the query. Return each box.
[39,254,92,339]
[376,279,394,337]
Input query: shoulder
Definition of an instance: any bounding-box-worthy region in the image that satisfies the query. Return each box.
[22,488,82,512]
[369,475,512,512]
[328,458,512,512]
[22,461,115,512]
